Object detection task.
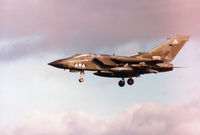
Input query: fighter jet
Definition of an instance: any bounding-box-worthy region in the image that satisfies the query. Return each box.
[48,35,189,87]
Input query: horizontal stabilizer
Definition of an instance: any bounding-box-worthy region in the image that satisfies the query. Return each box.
[173,66,186,68]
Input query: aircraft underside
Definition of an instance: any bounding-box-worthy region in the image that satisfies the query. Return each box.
[76,70,136,87]
[77,67,173,87]
[93,71,140,78]
[93,71,138,87]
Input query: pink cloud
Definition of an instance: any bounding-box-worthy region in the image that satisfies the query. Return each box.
[1,0,200,62]
[0,111,105,135]
[1,101,200,135]
[107,102,200,135]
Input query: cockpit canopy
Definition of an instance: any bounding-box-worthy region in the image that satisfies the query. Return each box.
[69,53,94,59]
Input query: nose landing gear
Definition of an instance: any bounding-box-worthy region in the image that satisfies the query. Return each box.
[79,78,84,82]
[79,71,85,83]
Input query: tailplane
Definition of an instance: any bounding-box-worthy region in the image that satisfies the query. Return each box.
[149,35,190,62]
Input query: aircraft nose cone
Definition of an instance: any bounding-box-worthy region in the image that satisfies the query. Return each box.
[48,60,64,68]
[48,61,56,66]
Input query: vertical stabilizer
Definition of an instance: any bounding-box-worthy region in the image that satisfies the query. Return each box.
[149,35,190,62]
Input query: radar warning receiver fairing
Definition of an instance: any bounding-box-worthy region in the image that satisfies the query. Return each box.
[48,35,190,87]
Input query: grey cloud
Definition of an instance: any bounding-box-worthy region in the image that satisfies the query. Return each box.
[0,36,44,61]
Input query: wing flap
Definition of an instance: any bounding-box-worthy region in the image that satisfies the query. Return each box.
[111,57,163,64]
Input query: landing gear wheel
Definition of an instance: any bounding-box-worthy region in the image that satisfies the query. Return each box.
[127,78,134,85]
[118,80,125,87]
[79,78,84,83]
[80,71,85,76]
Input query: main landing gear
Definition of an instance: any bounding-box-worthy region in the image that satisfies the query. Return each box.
[127,78,134,85]
[118,79,125,87]
[79,71,84,83]
[118,78,134,87]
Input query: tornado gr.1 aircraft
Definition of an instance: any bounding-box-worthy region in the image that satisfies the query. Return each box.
[48,35,189,87]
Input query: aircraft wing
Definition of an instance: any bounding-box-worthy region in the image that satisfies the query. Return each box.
[92,57,163,68]
[92,58,116,67]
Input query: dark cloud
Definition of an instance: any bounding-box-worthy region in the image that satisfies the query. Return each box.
[0,0,200,61]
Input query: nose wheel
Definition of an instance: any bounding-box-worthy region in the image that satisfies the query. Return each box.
[79,71,84,83]
[79,78,84,82]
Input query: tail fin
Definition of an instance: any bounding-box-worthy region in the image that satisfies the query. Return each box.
[149,35,190,62]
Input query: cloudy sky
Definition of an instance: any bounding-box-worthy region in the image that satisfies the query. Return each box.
[0,0,200,134]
